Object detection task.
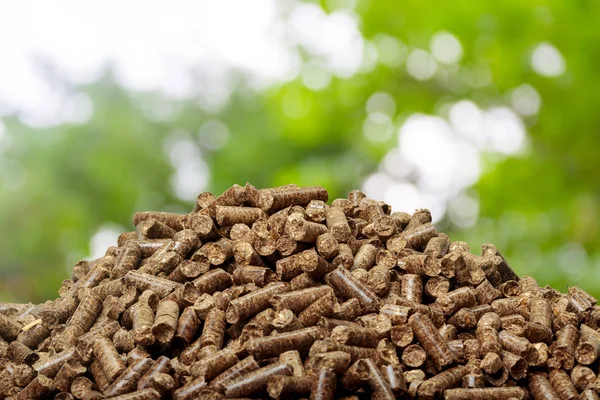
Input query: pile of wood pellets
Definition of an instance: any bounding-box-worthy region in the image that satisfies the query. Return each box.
[1,184,600,400]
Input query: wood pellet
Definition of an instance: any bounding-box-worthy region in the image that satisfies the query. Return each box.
[1,183,600,399]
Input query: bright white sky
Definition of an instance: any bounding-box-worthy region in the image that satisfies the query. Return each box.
[0,0,288,125]
[0,0,366,126]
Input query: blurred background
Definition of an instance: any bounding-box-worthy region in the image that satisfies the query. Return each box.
[1,0,599,302]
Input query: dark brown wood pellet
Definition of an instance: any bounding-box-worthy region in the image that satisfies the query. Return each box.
[1,184,598,399]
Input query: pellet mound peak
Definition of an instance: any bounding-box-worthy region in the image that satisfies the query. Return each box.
[0,184,598,400]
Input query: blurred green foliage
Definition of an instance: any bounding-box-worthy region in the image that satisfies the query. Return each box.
[2,0,600,302]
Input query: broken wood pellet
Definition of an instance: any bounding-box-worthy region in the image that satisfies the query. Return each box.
[151,299,179,347]
[2,183,598,399]
[571,365,595,392]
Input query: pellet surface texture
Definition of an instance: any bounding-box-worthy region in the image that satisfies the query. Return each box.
[1,183,598,399]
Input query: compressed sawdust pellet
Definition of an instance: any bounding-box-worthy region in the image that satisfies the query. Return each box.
[310,367,337,400]
[223,362,292,398]
[92,336,126,382]
[3,184,600,399]
[268,375,312,398]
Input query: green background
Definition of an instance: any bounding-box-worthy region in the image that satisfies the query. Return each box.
[1,0,600,302]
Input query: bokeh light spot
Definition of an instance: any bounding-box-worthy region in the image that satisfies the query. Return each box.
[430,31,463,65]
[89,224,123,260]
[510,84,541,116]
[290,5,364,78]
[557,243,588,280]
[531,42,566,77]
[448,192,480,228]
[163,133,210,201]
[360,41,379,73]
[363,112,394,143]
[383,182,421,215]
[381,148,414,180]
[448,100,484,147]
[301,62,332,91]
[198,119,230,151]
[398,114,454,176]
[482,107,527,154]
[406,49,437,81]
[366,91,396,116]
[362,171,396,201]
[373,34,407,67]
